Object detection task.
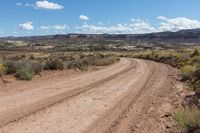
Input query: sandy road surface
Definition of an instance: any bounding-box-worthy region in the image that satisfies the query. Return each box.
[0,58,178,133]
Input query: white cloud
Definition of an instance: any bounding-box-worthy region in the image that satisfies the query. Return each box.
[54,25,69,30]
[16,2,34,7]
[76,16,200,34]
[40,25,51,30]
[158,17,200,31]
[13,16,200,34]
[35,0,64,10]
[19,22,34,30]
[25,3,34,7]
[16,1,62,9]
[76,19,157,34]
[79,15,89,21]
[16,3,22,6]
[40,24,69,32]
[157,16,167,20]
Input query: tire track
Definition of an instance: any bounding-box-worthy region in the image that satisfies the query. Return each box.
[105,63,156,133]
[85,60,155,133]
[87,61,174,133]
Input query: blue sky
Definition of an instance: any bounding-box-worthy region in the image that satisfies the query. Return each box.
[0,0,200,37]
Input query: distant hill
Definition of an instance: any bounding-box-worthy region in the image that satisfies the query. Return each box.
[0,29,200,48]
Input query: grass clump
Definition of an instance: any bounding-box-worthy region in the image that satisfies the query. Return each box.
[180,65,196,81]
[174,109,200,132]
[16,61,35,80]
[16,67,34,80]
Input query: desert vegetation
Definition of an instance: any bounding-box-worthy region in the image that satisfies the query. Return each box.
[174,109,200,132]
[0,52,119,81]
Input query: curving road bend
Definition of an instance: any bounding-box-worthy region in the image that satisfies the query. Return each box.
[0,58,177,133]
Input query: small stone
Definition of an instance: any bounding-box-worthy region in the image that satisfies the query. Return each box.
[159,103,172,118]
[148,107,155,113]
[165,122,172,129]
[135,124,140,128]
[176,84,184,93]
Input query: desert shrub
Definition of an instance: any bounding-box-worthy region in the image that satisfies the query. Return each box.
[180,53,190,62]
[4,61,18,74]
[174,109,200,132]
[94,57,119,66]
[4,60,43,76]
[180,65,196,81]
[178,62,187,68]
[192,49,200,57]
[16,67,34,80]
[31,61,44,74]
[44,60,64,70]
[16,61,34,80]
[67,60,89,71]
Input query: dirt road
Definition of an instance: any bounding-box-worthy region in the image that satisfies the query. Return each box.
[0,58,178,133]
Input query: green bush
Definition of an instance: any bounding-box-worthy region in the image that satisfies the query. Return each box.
[180,65,196,81]
[174,109,200,132]
[16,67,34,80]
[16,61,35,80]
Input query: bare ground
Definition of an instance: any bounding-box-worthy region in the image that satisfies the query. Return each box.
[0,58,182,133]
